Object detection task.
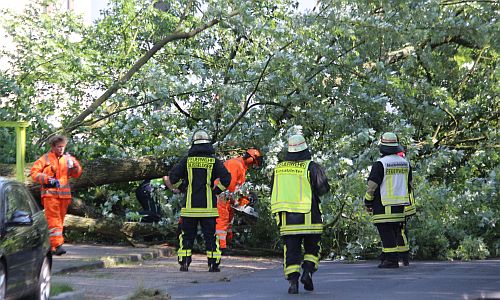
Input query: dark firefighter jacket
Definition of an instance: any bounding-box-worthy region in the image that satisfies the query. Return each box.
[169,143,231,217]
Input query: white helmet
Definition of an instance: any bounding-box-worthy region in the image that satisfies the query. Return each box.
[288,134,308,153]
[192,129,211,145]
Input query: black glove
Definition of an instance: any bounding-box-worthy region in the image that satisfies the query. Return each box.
[48,178,60,188]
[248,192,259,206]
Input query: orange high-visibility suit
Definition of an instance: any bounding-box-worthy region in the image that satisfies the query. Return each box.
[31,152,82,250]
[216,157,248,249]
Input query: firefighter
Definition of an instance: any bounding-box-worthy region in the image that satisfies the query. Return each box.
[215,148,263,253]
[271,134,330,294]
[165,129,231,272]
[364,132,413,268]
[31,135,83,255]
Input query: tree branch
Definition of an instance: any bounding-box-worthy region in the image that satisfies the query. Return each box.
[63,10,240,136]
[441,0,499,5]
[214,35,247,141]
[454,47,488,97]
[217,54,273,143]
[80,90,207,128]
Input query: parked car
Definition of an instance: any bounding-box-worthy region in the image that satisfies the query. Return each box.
[0,177,51,300]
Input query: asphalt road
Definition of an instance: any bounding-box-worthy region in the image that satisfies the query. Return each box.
[168,259,500,300]
[53,252,500,300]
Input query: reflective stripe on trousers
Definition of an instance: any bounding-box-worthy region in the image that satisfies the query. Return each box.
[43,197,70,250]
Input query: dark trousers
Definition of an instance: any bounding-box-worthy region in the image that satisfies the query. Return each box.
[178,217,221,265]
[283,234,321,280]
[375,222,401,262]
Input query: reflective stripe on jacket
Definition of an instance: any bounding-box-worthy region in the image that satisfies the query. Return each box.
[404,191,416,216]
[271,160,312,214]
[277,211,323,235]
[30,152,82,199]
[182,157,218,217]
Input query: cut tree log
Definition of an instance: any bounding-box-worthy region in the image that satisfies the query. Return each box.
[64,214,178,247]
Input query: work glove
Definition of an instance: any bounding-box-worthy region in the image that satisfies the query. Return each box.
[364,204,373,213]
[248,192,259,206]
[67,158,74,169]
[48,178,60,188]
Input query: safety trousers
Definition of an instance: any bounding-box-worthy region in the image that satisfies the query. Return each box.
[375,222,404,262]
[215,200,234,249]
[283,234,321,280]
[178,217,221,265]
[42,197,71,250]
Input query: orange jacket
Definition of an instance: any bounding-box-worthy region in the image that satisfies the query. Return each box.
[31,152,83,199]
[223,157,248,193]
[214,156,248,196]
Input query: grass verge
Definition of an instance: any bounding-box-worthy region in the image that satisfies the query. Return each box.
[50,282,74,296]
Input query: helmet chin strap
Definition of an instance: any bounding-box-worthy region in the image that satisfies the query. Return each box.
[244,154,255,166]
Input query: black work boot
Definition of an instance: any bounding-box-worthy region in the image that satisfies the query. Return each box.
[179,256,191,272]
[378,260,399,268]
[377,252,386,268]
[208,263,220,272]
[288,279,299,294]
[400,252,410,266]
[208,258,220,272]
[300,261,315,291]
[52,245,66,256]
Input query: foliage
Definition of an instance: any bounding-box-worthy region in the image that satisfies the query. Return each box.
[128,287,171,300]
[1,0,498,259]
[50,283,73,297]
[453,236,490,261]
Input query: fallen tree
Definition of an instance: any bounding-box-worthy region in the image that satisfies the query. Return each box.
[64,214,178,247]
[1,155,173,198]
[2,156,179,246]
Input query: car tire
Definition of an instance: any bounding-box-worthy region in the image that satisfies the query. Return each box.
[0,262,6,300]
[34,256,51,300]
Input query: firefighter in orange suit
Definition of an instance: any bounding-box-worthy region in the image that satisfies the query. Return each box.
[31,135,83,255]
[215,148,263,253]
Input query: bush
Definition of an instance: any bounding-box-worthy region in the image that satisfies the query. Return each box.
[453,236,490,261]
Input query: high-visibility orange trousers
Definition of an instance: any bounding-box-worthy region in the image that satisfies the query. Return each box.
[42,197,71,250]
[216,200,234,249]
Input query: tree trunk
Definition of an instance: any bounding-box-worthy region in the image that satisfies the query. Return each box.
[64,214,178,247]
[2,155,175,218]
[67,198,101,219]
[2,155,173,192]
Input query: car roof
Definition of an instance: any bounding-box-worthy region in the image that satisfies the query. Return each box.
[0,176,17,185]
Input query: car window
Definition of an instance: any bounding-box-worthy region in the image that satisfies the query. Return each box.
[5,184,35,219]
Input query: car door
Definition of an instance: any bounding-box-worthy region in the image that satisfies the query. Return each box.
[1,183,39,292]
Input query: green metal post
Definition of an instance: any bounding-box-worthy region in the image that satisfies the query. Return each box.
[0,121,29,182]
[16,126,27,182]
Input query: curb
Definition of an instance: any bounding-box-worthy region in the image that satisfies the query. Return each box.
[54,247,175,274]
[51,290,85,300]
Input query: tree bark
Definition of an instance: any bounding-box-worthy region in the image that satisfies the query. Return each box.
[64,214,178,247]
[1,155,175,217]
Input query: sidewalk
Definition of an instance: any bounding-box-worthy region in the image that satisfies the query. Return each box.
[52,243,175,274]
